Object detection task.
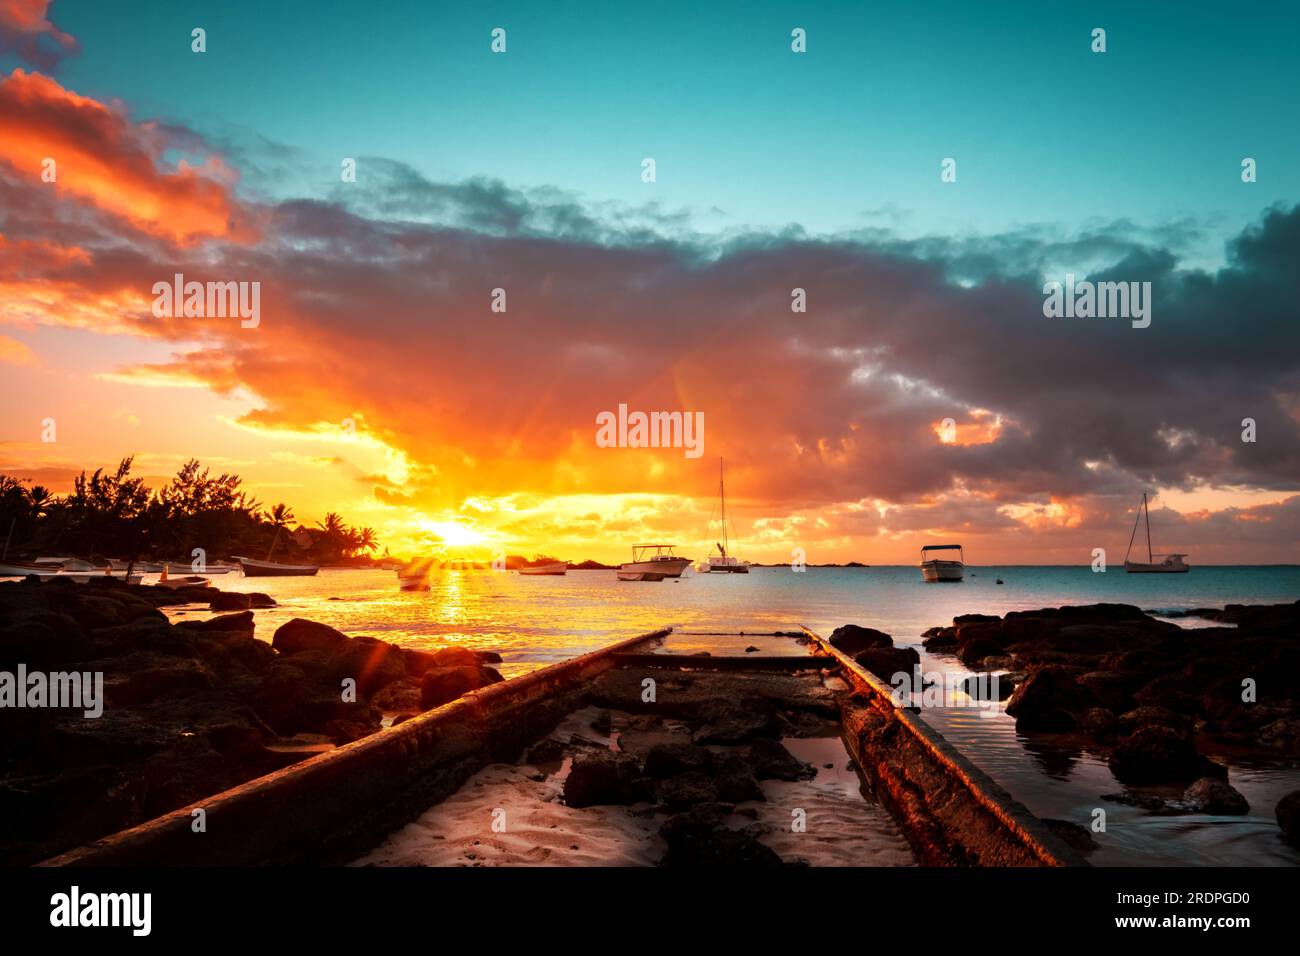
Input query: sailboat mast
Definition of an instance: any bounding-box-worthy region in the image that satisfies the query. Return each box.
[1144,492,1153,563]
[719,457,728,552]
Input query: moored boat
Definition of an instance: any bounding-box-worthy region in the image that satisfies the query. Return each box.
[1123,493,1189,573]
[234,557,320,577]
[701,457,750,573]
[920,544,964,582]
[617,544,691,581]
[518,561,567,576]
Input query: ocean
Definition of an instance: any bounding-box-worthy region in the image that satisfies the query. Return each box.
[172,564,1300,866]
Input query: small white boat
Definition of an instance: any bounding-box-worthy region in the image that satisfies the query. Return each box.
[1123,493,1189,573]
[920,544,964,582]
[165,562,237,575]
[701,458,750,573]
[617,544,692,581]
[518,561,567,576]
[155,574,212,589]
[233,556,320,577]
[396,558,437,591]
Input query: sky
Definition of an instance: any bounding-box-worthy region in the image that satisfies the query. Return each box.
[1,0,1298,564]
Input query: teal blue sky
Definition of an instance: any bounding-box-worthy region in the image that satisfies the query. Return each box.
[13,0,1300,253]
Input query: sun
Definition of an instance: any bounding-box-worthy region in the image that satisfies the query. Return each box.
[416,519,488,549]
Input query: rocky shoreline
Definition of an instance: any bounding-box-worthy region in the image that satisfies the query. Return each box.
[917,600,1300,846]
[0,576,503,864]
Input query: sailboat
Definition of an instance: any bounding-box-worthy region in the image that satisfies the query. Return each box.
[700,457,749,573]
[1123,493,1189,573]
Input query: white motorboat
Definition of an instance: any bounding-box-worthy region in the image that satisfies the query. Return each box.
[518,561,567,576]
[617,544,692,581]
[1123,493,1189,573]
[0,560,58,577]
[701,457,750,573]
[920,544,965,582]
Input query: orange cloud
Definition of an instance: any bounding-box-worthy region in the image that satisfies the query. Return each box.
[0,331,35,365]
[0,69,253,244]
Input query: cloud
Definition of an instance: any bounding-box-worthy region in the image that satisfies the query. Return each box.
[0,0,77,71]
[0,69,256,245]
[5,117,1300,559]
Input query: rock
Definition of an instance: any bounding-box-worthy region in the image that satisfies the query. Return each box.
[746,738,811,781]
[1276,791,1300,847]
[403,645,502,674]
[100,652,218,706]
[524,737,566,766]
[589,711,612,735]
[141,736,229,817]
[1108,726,1225,784]
[693,698,778,744]
[656,772,719,810]
[418,664,504,709]
[272,618,349,655]
[370,676,423,713]
[958,637,1006,668]
[1183,777,1249,814]
[208,592,251,611]
[175,611,255,636]
[1042,818,1098,853]
[828,625,894,655]
[1259,717,1300,750]
[328,636,408,696]
[961,673,1015,701]
[745,645,760,653]
[643,742,715,779]
[322,716,381,743]
[852,646,920,681]
[714,755,765,803]
[0,612,90,667]
[1080,707,1118,737]
[953,613,1001,625]
[563,752,652,807]
[248,593,277,609]
[659,807,783,866]
[1005,665,1089,732]
[922,626,958,651]
[1116,705,1192,736]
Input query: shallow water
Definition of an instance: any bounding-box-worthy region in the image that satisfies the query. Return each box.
[165,564,1300,866]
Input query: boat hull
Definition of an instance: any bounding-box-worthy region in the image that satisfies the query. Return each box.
[920,560,964,582]
[617,558,691,581]
[1123,559,1189,573]
[236,558,320,577]
[519,562,567,576]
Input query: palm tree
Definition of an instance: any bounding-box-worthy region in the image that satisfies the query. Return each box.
[356,527,378,553]
[265,503,295,561]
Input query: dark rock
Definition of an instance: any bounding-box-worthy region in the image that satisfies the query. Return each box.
[175,611,255,636]
[524,737,566,766]
[958,637,1006,668]
[248,593,277,609]
[714,755,765,803]
[693,698,778,744]
[656,772,719,810]
[272,618,349,655]
[1005,665,1089,732]
[922,626,958,650]
[1183,777,1249,814]
[658,807,783,866]
[1108,726,1225,783]
[208,592,251,611]
[563,752,652,807]
[1042,818,1098,853]
[828,624,894,654]
[644,742,715,779]
[1080,707,1118,738]
[1276,791,1300,847]
[746,738,811,781]
[1116,705,1193,736]
[370,676,423,713]
[745,646,760,653]
[853,646,920,681]
[961,672,1015,701]
[418,664,504,709]
[329,636,408,696]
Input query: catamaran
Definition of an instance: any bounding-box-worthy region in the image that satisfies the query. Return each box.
[1123,493,1189,573]
[617,544,692,581]
[920,544,965,582]
[699,457,750,573]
